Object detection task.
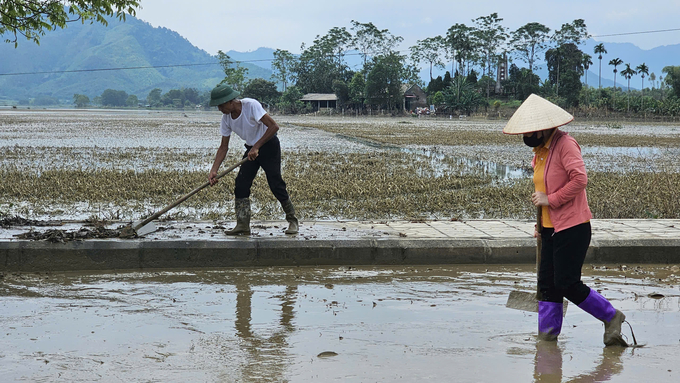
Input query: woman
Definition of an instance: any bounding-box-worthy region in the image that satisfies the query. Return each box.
[504,94,628,347]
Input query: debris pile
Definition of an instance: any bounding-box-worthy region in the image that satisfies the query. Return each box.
[14,226,126,243]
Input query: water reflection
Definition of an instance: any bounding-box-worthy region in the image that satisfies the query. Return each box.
[534,341,625,382]
[234,276,298,382]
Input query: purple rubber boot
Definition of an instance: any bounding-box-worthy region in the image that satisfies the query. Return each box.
[577,289,628,347]
[538,301,563,341]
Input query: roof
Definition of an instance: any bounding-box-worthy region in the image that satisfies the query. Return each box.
[401,84,424,94]
[300,93,338,101]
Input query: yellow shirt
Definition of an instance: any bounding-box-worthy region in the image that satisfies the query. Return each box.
[533,131,556,228]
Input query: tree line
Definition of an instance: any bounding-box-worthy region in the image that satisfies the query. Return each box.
[62,12,680,117]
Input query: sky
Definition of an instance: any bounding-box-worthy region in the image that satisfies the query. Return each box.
[134,0,680,55]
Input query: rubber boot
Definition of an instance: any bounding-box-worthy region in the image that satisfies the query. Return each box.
[538,301,563,341]
[577,289,628,347]
[281,199,299,234]
[225,198,251,235]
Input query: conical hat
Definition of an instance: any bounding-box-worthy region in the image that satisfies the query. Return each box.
[503,94,574,135]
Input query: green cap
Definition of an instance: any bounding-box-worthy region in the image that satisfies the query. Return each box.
[209,84,240,106]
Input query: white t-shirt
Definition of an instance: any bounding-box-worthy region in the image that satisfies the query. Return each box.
[219,98,268,146]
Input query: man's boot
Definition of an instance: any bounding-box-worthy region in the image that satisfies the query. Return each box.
[538,301,563,341]
[577,289,628,347]
[225,198,251,235]
[281,199,299,234]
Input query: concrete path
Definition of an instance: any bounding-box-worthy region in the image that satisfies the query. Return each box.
[2,219,680,271]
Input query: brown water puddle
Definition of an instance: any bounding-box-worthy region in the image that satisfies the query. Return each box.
[1,265,679,382]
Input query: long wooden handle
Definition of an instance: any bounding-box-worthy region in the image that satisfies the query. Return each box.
[133,158,248,230]
[535,205,543,300]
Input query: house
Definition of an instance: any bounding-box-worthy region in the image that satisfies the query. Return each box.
[402,84,427,111]
[300,93,337,110]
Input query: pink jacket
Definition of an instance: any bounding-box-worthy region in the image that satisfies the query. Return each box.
[532,129,592,232]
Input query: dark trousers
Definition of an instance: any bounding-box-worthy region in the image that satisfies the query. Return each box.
[234,135,290,202]
[538,222,592,305]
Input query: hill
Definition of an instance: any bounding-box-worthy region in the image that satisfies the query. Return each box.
[0,16,272,102]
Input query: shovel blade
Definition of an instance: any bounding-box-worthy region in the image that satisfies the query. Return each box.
[132,221,157,236]
[506,290,568,316]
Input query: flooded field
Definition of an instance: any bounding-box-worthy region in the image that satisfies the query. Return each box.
[1,265,679,382]
[1,109,679,221]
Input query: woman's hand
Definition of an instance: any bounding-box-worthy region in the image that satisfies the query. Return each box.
[531,191,549,207]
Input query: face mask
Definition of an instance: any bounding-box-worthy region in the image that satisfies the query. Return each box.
[523,132,543,147]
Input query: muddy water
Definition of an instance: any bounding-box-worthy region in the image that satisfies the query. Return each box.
[1,265,679,382]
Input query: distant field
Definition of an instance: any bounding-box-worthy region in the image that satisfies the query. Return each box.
[1,110,679,221]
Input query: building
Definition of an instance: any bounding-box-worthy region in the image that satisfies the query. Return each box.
[495,53,509,94]
[300,93,337,110]
[402,84,427,111]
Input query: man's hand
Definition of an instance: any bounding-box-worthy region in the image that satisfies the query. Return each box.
[247,147,259,161]
[531,191,549,207]
[209,170,219,186]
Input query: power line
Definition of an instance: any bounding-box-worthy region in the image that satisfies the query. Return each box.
[591,27,680,38]
[0,62,219,76]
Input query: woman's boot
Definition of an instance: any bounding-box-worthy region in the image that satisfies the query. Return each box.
[281,199,299,234]
[226,198,251,235]
[577,289,628,347]
[538,301,563,341]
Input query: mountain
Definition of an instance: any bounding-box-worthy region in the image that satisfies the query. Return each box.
[0,16,272,102]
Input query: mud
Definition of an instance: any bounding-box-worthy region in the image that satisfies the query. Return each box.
[1,265,679,382]
[0,216,63,228]
[3,217,135,242]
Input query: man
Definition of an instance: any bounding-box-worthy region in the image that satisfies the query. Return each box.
[208,84,298,235]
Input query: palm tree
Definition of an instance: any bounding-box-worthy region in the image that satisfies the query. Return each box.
[594,43,607,88]
[582,54,593,88]
[620,63,636,112]
[609,57,623,91]
[636,63,649,113]
[636,63,649,91]
[649,72,656,89]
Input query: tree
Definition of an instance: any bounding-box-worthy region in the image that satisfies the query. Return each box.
[445,23,475,76]
[271,49,296,92]
[442,77,484,115]
[161,89,182,107]
[278,86,304,114]
[217,50,248,92]
[552,19,589,46]
[410,36,445,82]
[609,57,623,91]
[472,13,508,98]
[1,0,140,46]
[662,66,680,98]
[510,22,551,72]
[350,20,403,67]
[332,79,349,108]
[620,63,636,112]
[147,88,162,107]
[582,54,593,88]
[100,89,127,107]
[242,78,281,106]
[636,63,649,91]
[649,72,656,89]
[125,94,138,107]
[545,43,584,106]
[73,94,90,108]
[311,26,352,78]
[551,20,589,96]
[594,43,607,89]
[364,52,410,111]
[504,64,540,101]
[348,72,366,109]
[636,63,649,112]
